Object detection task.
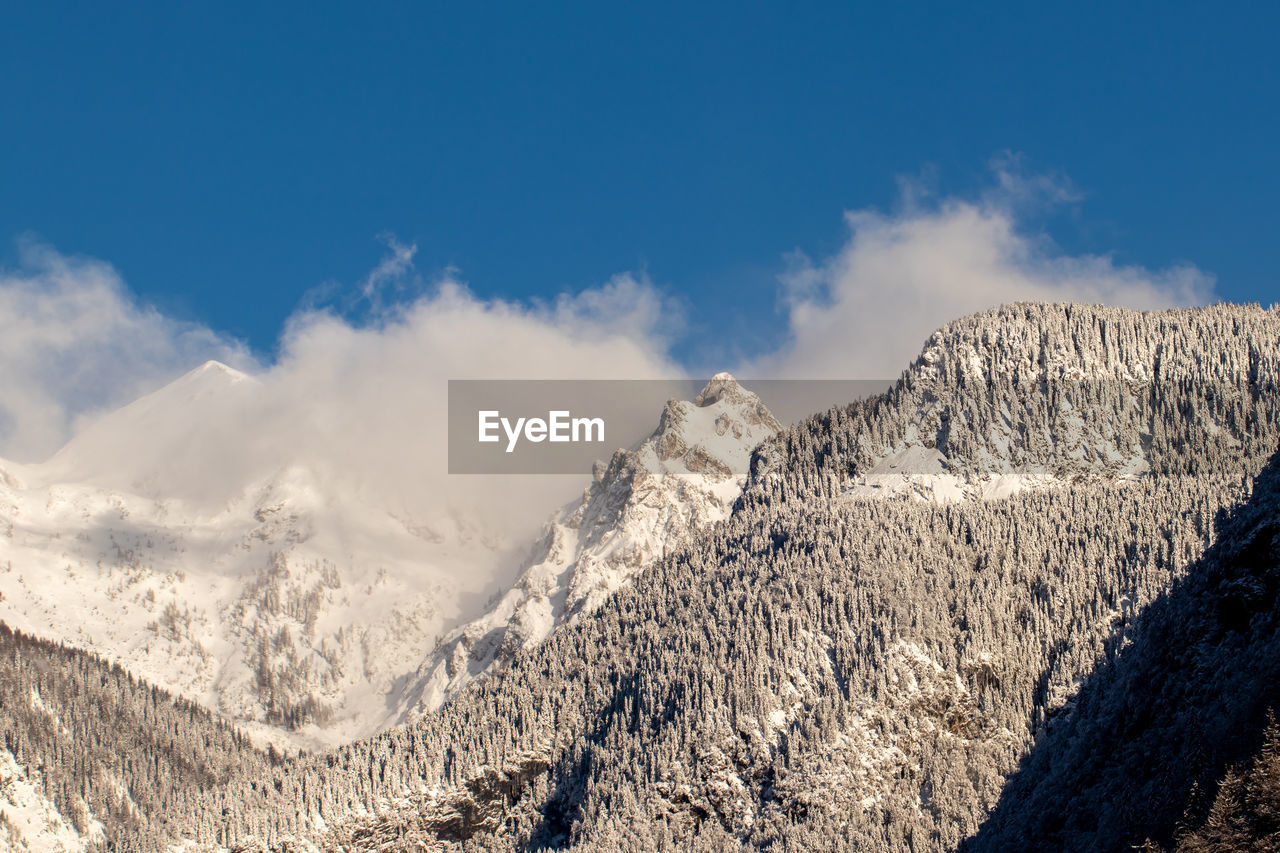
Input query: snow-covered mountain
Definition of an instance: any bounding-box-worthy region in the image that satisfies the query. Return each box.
[0,361,529,748]
[394,372,783,720]
[0,365,782,748]
[748,304,1271,510]
[159,302,1279,853]
[6,303,1280,853]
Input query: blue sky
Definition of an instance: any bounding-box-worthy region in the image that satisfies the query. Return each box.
[1,2,1276,375]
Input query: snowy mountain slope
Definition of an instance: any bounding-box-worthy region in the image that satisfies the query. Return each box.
[0,361,530,749]
[5,303,1280,851]
[0,621,281,853]
[393,372,783,721]
[962,427,1280,852]
[0,366,784,749]
[0,747,102,853]
[163,302,1280,852]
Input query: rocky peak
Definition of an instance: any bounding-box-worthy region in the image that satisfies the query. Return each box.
[652,374,782,472]
[395,376,784,720]
[694,372,744,406]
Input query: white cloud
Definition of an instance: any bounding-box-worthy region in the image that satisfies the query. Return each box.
[0,240,256,462]
[0,164,1232,745]
[257,267,682,526]
[746,162,1216,378]
[1,241,683,565]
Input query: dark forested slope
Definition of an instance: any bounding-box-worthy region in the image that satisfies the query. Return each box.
[965,438,1280,851]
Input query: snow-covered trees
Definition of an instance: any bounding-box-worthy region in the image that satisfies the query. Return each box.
[5,302,1280,851]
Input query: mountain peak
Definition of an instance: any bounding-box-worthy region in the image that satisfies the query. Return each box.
[397,373,786,719]
[182,359,253,386]
[655,375,781,462]
[694,372,745,407]
[38,358,260,497]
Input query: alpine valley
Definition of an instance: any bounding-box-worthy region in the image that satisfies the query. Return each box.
[4,302,1280,852]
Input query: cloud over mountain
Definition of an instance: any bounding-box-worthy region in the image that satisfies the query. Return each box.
[0,163,1219,484]
[0,238,684,575]
[747,162,1217,378]
[0,240,257,461]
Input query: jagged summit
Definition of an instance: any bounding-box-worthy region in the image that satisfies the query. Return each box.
[394,376,784,720]
[694,372,745,406]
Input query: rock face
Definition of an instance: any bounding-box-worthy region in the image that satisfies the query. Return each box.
[395,373,783,720]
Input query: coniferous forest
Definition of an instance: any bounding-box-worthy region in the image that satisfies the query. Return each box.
[4,303,1280,851]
